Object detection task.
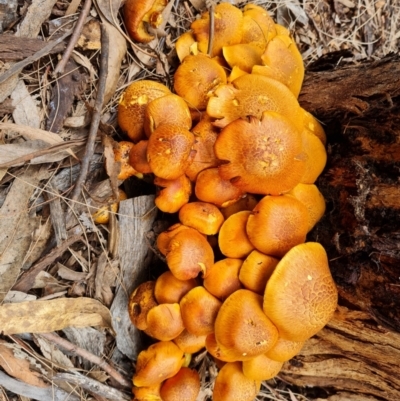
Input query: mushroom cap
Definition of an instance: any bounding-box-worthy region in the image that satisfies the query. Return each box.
[175,31,198,62]
[118,80,171,142]
[191,3,243,57]
[203,258,243,300]
[195,167,245,208]
[300,130,328,184]
[173,329,207,354]
[246,195,309,258]
[160,367,200,401]
[227,66,248,83]
[133,341,185,387]
[300,108,327,145]
[180,286,222,336]
[132,383,162,401]
[178,201,224,235]
[213,361,261,401]
[287,183,326,232]
[239,250,279,294]
[166,228,214,280]
[260,34,304,97]
[154,271,197,304]
[207,74,303,131]
[263,242,338,341]
[157,223,192,256]
[124,0,167,43]
[214,111,306,195]
[128,281,157,331]
[220,194,259,219]
[184,115,220,181]
[147,124,195,180]
[92,189,127,225]
[222,44,262,73]
[205,332,252,363]
[145,303,185,341]
[174,54,227,110]
[154,175,192,213]
[218,211,254,259]
[144,94,192,137]
[113,141,141,180]
[241,4,277,50]
[265,337,305,362]
[129,140,152,174]
[214,289,279,359]
[242,354,283,381]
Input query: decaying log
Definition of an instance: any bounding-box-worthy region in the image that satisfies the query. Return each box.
[281,54,400,400]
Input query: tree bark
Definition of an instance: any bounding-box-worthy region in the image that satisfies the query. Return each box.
[280,54,400,401]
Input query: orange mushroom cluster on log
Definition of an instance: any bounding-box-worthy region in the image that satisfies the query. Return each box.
[117,3,338,400]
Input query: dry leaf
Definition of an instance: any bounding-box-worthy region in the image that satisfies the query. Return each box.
[94,0,123,26]
[103,21,127,105]
[72,50,97,82]
[0,297,112,335]
[94,252,119,306]
[57,263,88,281]
[0,340,48,387]
[103,135,120,198]
[0,122,62,144]
[11,80,40,128]
[35,336,74,369]
[3,291,37,303]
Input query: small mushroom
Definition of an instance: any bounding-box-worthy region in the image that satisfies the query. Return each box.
[180,286,222,336]
[265,337,305,362]
[128,281,157,331]
[129,140,152,174]
[92,189,127,225]
[222,44,262,73]
[220,195,259,219]
[213,361,261,401]
[124,0,168,43]
[175,31,198,62]
[118,80,170,142]
[154,271,197,304]
[157,224,192,256]
[246,195,309,258]
[132,383,162,401]
[154,175,192,213]
[241,354,283,381]
[178,201,224,235]
[113,141,142,180]
[173,329,207,354]
[133,341,185,387]
[263,242,338,342]
[160,367,200,401]
[214,289,279,359]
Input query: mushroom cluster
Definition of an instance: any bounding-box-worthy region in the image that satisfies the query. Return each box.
[116,3,338,401]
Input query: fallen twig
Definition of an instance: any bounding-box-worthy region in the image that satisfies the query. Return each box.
[207,3,215,57]
[53,0,92,75]
[40,332,131,389]
[69,22,109,204]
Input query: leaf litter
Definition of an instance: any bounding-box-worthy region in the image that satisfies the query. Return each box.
[0,0,399,400]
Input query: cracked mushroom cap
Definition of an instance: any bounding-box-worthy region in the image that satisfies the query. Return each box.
[133,341,185,387]
[160,367,200,401]
[214,111,306,195]
[144,94,192,137]
[154,175,192,213]
[147,124,195,180]
[174,54,227,110]
[213,361,261,401]
[263,242,338,342]
[214,289,279,359]
[190,3,243,57]
[124,0,167,43]
[207,73,303,131]
[118,80,171,142]
[246,195,309,258]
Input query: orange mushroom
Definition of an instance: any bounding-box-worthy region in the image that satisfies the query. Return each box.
[133,341,185,387]
[241,354,283,381]
[218,211,254,259]
[175,31,198,62]
[265,337,305,362]
[154,271,197,304]
[166,227,214,280]
[113,141,142,180]
[213,361,261,401]
[220,194,259,219]
[154,175,192,213]
[174,54,227,110]
[144,94,192,137]
[128,281,157,331]
[214,111,306,195]
[263,242,338,342]
[203,258,243,300]
[92,189,127,225]
[180,286,222,336]
[178,201,224,235]
[118,80,170,142]
[239,250,279,294]
[190,3,243,57]
[300,108,327,145]
[246,195,309,258]
[129,140,152,174]
[132,383,162,401]
[222,44,262,73]
[147,124,195,180]
[173,329,207,354]
[157,223,192,256]
[195,167,245,208]
[160,367,200,401]
[207,73,304,131]
[214,289,278,359]
[124,0,168,43]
